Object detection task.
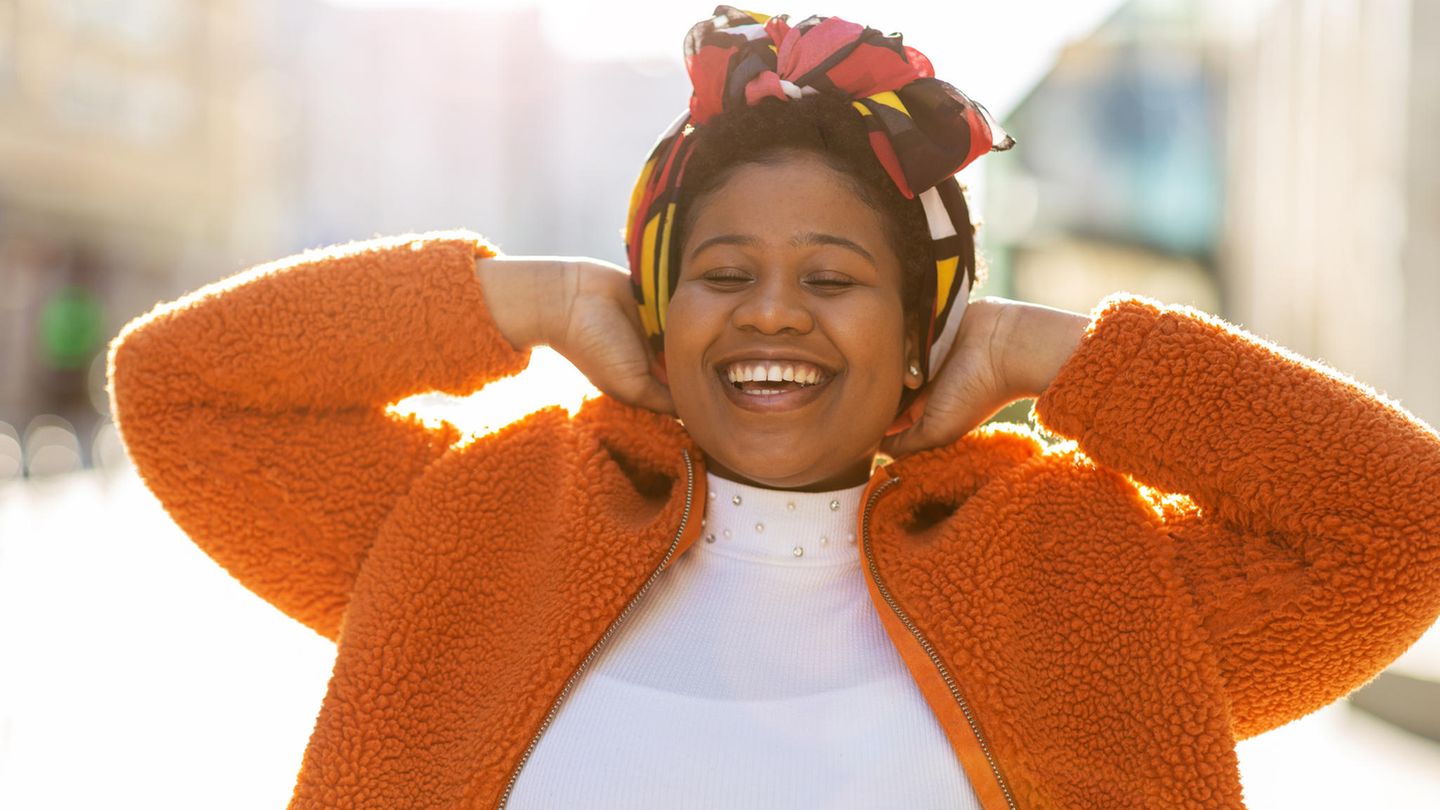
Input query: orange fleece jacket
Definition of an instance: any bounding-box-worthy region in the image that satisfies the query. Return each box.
[107,231,1440,809]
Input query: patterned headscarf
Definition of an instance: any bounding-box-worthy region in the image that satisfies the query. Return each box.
[624,5,1014,383]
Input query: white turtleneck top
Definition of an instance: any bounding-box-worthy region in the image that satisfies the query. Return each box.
[505,472,981,809]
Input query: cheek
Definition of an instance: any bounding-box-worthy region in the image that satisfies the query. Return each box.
[842,308,911,414]
[833,299,908,364]
[660,290,717,397]
[661,289,699,357]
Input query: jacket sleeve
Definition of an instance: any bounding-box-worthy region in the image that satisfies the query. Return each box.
[1031,293,1440,739]
[106,230,532,642]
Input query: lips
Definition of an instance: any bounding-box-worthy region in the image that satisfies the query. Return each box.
[713,356,838,413]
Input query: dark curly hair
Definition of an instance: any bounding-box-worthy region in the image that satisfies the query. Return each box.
[671,91,980,338]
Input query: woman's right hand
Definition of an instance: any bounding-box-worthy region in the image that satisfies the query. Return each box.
[476,255,675,414]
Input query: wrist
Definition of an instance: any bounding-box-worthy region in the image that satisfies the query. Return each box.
[474,256,573,350]
[1001,301,1089,398]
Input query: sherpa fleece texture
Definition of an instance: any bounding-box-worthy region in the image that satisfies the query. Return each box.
[107,231,1440,809]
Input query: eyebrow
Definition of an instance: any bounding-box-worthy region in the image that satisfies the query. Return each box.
[686,231,876,265]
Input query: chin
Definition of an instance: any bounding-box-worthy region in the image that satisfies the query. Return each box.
[704,446,874,491]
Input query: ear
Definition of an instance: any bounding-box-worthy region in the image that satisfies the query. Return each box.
[902,327,924,390]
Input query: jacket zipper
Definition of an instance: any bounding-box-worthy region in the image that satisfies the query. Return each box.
[496,448,695,809]
[861,474,1018,810]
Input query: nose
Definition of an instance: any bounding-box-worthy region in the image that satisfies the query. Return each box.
[731,273,814,335]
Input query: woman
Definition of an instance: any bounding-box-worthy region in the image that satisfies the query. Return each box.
[107,7,1440,809]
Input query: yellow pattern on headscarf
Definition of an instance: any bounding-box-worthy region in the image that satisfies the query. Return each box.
[933,256,959,318]
[625,156,657,242]
[656,202,677,332]
[866,90,910,116]
[639,214,661,335]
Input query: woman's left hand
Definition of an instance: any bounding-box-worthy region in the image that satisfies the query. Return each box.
[881,297,1091,458]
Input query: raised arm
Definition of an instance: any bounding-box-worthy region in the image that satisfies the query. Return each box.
[107,231,540,640]
[1031,294,1440,739]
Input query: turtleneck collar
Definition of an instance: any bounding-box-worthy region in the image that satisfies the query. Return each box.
[697,471,867,566]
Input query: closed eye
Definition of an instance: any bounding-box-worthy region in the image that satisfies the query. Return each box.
[806,274,857,289]
[702,269,751,285]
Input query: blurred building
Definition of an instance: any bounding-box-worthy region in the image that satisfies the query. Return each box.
[981,0,1227,315]
[0,0,691,477]
[0,0,302,473]
[1225,0,1439,426]
[291,2,689,261]
[986,0,1439,430]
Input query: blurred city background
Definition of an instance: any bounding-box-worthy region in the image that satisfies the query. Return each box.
[2,0,1438,807]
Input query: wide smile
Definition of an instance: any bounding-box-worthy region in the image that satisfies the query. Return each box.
[713,358,837,414]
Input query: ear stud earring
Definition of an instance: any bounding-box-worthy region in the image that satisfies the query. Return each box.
[908,360,922,378]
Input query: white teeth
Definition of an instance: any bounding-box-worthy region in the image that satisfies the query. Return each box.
[724,360,828,387]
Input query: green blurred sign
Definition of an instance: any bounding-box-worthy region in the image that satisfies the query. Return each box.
[38,285,104,370]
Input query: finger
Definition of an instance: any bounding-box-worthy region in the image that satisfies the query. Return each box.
[883,387,939,457]
[883,430,925,460]
[592,372,676,416]
[632,377,676,415]
[883,405,981,458]
[881,419,929,459]
[879,432,905,459]
[613,368,673,412]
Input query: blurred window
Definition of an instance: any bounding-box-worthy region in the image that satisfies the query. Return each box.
[54,55,193,144]
[0,0,14,97]
[58,0,190,56]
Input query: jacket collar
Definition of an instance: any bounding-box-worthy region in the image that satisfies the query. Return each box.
[572,394,1048,524]
[881,422,1048,503]
[571,393,702,484]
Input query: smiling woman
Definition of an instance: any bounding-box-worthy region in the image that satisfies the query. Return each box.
[105,5,1440,810]
[655,78,1007,490]
[665,150,919,490]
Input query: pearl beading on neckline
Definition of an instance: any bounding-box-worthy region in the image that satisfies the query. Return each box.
[698,472,866,564]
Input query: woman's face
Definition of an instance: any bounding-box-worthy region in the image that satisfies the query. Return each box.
[665,150,921,491]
